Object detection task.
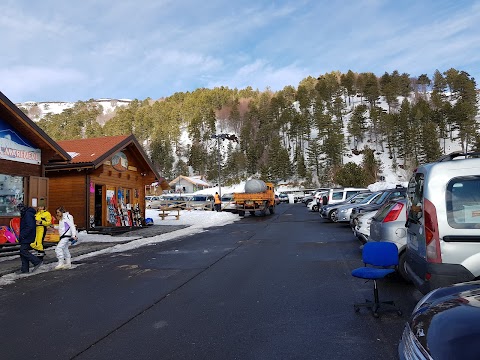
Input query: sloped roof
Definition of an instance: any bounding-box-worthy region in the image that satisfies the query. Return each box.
[0,90,71,162]
[46,134,162,181]
[169,175,211,187]
[57,135,129,164]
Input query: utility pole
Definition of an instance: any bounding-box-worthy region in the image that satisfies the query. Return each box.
[210,133,239,198]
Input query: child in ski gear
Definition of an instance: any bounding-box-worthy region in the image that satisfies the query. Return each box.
[54,206,78,270]
[17,203,43,273]
[31,198,52,259]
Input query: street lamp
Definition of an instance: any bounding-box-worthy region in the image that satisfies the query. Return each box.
[210,133,239,197]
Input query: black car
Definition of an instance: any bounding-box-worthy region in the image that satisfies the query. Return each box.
[399,280,480,360]
[349,187,407,230]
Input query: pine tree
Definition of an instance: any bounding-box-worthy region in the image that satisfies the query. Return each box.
[334,162,367,187]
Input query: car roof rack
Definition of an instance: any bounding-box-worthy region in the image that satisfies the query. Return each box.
[436,151,480,162]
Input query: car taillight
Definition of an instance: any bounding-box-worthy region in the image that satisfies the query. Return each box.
[383,202,404,222]
[424,198,441,263]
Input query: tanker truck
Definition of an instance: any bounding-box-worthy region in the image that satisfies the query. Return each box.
[233,179,276,216]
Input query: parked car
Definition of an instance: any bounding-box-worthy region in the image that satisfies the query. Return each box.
[308,191,329,212]
[320,191,372,221]
[324,187,368,206]
[349,187,407,230]
[405,152,480,295]
[166,195,191,209]
[309,191,329,212]
[302,194,315,206]
[369,198,409,281]
[278,193,289,203]
[353,211,377,244]
[188,194,215,210]
[399,280,480,360]
[146,196,163,209]
[331,191,381,223]
[221,193,237,212]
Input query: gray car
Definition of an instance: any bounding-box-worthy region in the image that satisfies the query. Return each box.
[405,152,480,294]
[333,191,383,223]
[320,191,371,221]
[369,198,409,281]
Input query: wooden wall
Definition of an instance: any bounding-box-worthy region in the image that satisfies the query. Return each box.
[0,159,42,177]
[47,148,154,230]
[48,172,87,229]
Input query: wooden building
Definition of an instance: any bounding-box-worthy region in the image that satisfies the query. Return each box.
[168,175,211,194]
[45,135,167,231]
[0,91,71,227]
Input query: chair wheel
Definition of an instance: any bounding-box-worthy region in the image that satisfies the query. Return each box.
[373,312,379,318]
[397,310,403,316]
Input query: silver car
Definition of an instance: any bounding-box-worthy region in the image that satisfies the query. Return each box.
[405,152,480,294]
[333,191,382,223]
[320,191,371,221]
[353,210,376,244]
[221,193,236,212]
[369,198,409,281]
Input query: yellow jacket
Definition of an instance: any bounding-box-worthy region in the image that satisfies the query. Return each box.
[35,209,52,227]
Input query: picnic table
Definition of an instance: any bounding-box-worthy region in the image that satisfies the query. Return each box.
[159,207,181,220]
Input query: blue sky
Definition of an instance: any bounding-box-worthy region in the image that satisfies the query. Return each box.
[1,0,479,103]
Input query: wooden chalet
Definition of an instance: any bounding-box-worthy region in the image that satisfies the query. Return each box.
[0,91,71,227]
[45,135,168,231]
[168,175,211,194]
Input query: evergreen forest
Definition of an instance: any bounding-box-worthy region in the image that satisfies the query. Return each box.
[30,68,479,188]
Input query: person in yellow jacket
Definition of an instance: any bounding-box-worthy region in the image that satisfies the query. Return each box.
[31,198,52,259]
[214,192,222,212]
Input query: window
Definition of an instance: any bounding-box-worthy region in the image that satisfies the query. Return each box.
[407,174,424,223]
[332,191,344,200]
[447,176,480,228]
[0,175,24,216]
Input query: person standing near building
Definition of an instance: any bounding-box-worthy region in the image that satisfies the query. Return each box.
[214,192,222,212]
[17,203,43,274]
[54,206,78,270]
[31,198,52,259]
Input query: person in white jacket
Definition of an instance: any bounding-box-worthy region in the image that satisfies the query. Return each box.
[54,206,78,270]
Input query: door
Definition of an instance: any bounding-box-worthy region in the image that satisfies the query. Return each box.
[94,184,104,227]
[28,176,49,208]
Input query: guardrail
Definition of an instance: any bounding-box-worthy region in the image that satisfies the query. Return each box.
[147,200,214,211]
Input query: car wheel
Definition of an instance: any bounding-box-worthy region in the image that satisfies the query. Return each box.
[312,204,319,212]
[329,210,338,222]
[398,251,411,283]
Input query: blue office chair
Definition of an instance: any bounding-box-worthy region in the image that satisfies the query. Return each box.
[351,242,402,318]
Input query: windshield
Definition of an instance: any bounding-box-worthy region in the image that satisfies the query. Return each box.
[191,196,207,201]
[359,192,380,204]
[347,192,371,203]
[374,191,391,204]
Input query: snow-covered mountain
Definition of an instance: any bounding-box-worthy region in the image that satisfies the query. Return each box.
[16,98,132,122]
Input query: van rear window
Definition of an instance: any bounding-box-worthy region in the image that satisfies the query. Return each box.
[447,176,480,228]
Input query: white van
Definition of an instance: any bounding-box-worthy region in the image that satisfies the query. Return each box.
[405,152,480,294]
[325,187,368,205]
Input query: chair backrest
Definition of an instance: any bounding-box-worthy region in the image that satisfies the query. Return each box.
[362,242,398,267]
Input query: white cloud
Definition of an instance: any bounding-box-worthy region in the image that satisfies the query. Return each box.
[0,66,86,101]
[1,0,479,102]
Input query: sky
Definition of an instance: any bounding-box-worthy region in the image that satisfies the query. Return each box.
[1,0,480,103]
